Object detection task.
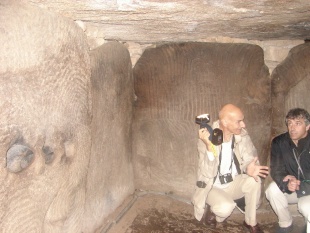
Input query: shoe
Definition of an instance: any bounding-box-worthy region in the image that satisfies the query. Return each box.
[275,224,293,233]
[204,205,217,227]
[235,196,245,214]
[243,221,263,233]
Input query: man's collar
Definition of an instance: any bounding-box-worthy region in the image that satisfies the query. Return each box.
[288,132,310,151]
[297,133,310,150]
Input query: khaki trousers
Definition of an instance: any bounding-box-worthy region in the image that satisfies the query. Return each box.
[265,181,310,232]
[206,174,261,226]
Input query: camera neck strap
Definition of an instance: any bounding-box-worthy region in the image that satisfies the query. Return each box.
[293,148,306,180]
[218,136,241,175]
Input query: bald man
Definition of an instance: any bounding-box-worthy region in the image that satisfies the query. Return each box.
[192,104,269,233]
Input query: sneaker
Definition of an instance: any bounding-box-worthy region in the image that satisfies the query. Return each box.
[235,196,245,214]
[276,224,293,233]
[243,221,263,233]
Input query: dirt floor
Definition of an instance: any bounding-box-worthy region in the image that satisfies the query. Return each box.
[98,191,305,233]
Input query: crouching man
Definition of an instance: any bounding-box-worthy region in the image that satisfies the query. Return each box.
[266,108,310,233]
[192,104,269,233]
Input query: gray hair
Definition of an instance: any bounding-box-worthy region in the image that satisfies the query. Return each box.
[285,108,310,126]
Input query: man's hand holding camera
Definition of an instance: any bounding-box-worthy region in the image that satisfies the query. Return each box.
[199,128,213,152]
[246,157,269,182]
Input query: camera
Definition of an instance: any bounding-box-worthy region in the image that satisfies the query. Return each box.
[195,114,223,145]
[219,173,233,184]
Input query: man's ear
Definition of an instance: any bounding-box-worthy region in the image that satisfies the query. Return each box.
[221,119,227,127]
[306,124,310,131]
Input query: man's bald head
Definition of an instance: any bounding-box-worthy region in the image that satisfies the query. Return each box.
[219,104,245,136]
[219,104,243,121]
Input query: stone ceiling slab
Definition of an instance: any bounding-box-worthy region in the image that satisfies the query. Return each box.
[28,0,310,43]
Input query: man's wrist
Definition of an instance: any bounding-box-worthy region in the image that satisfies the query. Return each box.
[281,181,291,193]
[208,143,218,158]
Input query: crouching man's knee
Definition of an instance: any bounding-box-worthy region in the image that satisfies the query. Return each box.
[213,202,236,221]
[298,196,310,219]
[265,181,281,201]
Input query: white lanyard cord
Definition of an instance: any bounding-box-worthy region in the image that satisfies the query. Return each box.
[293,148,305,180]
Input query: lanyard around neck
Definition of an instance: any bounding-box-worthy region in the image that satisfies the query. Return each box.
[218,136,241,175]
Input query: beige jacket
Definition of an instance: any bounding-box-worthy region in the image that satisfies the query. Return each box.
[191,120,258,220]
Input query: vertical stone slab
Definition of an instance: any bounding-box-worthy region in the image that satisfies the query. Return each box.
[271,43,310,137]
[0,2,92,232]
[133,42,270,197]
[84,42,135,231]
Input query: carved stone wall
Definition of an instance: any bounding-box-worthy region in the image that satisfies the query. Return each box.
[86,42,135,231]
[1,1,309,232]
[271,43,310,137]
[0,1,92,232]
[132,42,271,198]
[0,2,134,233]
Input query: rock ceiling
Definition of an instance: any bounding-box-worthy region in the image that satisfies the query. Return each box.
[28,0,310,43]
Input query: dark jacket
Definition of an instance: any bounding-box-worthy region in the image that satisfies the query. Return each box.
[270,132,310,197]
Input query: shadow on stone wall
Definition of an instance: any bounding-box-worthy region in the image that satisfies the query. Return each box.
[86,42,135,231]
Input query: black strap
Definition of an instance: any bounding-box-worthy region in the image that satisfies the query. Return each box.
[232,136,241,174]
[216,136,241,180]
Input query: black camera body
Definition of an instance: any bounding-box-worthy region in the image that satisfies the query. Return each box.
[219,173,233,184]
[195,114,223,145]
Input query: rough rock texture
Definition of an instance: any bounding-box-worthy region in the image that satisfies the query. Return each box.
[1,1,85,233]
[28,0,310,43]
[0,1,136,232]
[271,43,310,137]
[86,42,135,231]
[1,1,310,232]
[133,42,270,198]
[26,0,308,75]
